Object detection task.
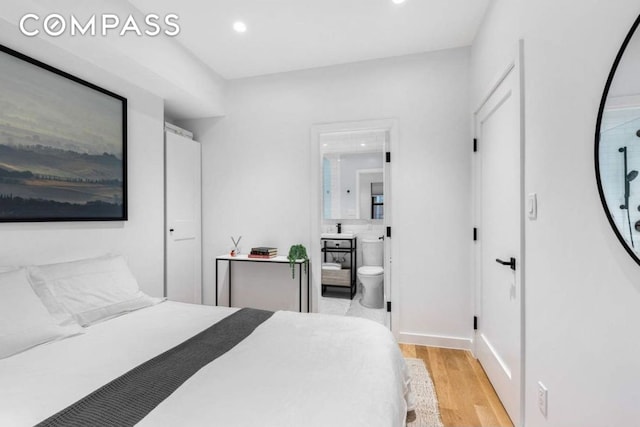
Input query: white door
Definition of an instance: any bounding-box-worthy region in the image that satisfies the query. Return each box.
[474,53,524,425]
[165,131,202,304]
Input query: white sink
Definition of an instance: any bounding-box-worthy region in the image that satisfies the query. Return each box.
[321,232,355,239]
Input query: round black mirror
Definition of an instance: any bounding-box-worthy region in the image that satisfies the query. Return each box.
[596,15,640,264]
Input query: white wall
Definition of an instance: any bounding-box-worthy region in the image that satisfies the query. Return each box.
[183,48,473,346]
[472,0,640,425]
[470,0,524,108]
[0,24,165,297]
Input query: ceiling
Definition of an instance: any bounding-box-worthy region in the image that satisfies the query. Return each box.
[321,129,386,154]
[0,0,490,118]
[128,0,491,80]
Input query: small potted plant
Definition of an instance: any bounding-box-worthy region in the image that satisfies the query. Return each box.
[287,244,309,279]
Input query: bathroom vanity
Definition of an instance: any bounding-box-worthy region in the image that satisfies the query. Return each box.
[321,235,357,299]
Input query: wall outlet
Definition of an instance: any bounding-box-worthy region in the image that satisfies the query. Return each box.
[537,381,548,417]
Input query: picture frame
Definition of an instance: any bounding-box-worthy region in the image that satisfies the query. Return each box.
[0,44,127,222]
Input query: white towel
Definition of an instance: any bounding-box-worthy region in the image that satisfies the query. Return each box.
[322,263,341,271]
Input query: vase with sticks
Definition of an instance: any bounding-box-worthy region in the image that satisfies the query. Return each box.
[230,236,242,256]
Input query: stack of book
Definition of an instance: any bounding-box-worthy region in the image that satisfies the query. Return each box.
[248,247,278,259]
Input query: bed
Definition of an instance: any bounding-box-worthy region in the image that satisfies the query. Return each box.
[0,256,412,427]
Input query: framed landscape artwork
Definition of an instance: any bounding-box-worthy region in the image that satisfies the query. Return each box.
[0,44,127,222]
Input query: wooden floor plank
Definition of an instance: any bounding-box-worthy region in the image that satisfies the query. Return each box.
[467,352,514,426]
[399,343,417,358]
[401,345,513,427]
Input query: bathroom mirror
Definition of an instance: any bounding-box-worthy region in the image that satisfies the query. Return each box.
[596,14,640,265]
[321,129,386,220]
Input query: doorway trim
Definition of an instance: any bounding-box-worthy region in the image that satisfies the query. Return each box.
[310,118,398,337]
[472,40,526,427]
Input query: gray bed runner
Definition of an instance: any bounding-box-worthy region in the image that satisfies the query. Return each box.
[37,308,274,427]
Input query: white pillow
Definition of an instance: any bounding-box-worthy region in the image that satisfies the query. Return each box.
[28,255,162,326]
[27,273,79,328]
[0,265,78,326]
[0,269,82,359]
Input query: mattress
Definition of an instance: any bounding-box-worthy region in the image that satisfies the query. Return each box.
[0,302,411,426]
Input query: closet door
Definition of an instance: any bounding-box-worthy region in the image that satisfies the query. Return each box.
[165,131,202,304]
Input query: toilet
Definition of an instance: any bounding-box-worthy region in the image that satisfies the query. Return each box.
[357,238,384,308]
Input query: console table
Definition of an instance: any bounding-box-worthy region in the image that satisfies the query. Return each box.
[215,254,310,312]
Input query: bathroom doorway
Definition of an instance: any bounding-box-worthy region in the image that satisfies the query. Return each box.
[310,119,397,334]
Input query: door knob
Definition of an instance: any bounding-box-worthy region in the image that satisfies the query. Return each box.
[495,257,516,271]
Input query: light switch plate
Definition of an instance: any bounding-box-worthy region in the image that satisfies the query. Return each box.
[527,193,538,220]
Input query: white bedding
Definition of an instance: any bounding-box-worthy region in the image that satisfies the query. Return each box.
[0,302,411,426]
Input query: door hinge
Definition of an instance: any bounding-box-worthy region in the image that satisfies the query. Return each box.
[473,227,478,241]
[474,316,478,330]
[386,152,391,163]
[386,226,392,238]
[387,301,392,312]
[473,138,478,153]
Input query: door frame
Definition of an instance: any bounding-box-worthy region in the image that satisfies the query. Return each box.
[472,40,525,426]
[310,118,398,336]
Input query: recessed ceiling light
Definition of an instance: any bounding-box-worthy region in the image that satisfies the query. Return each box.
[392,0,406,4]
[360,143,366,146]
[233,21,247,33]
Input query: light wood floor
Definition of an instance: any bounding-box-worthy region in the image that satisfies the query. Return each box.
[400,344,513,427]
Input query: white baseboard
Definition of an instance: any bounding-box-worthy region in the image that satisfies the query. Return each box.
[399,332,472,351]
